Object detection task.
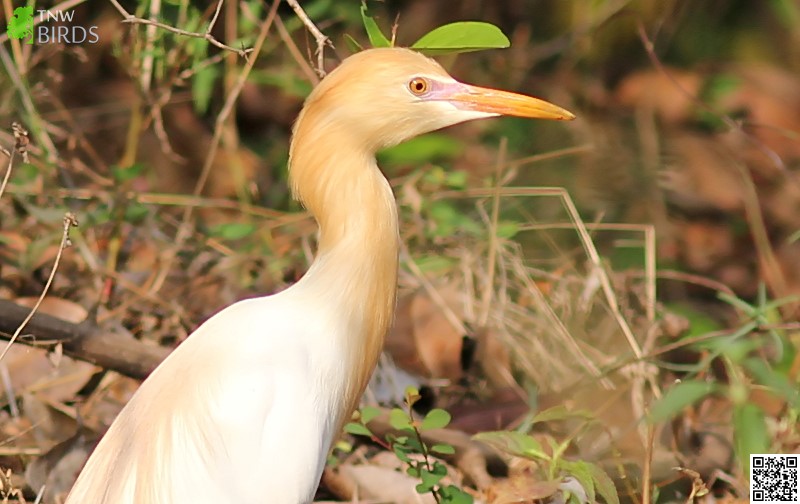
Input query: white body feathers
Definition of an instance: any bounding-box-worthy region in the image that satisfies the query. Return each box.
[68,290,346,502]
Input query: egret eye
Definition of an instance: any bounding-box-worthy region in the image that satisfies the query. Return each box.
[408,77,429,95]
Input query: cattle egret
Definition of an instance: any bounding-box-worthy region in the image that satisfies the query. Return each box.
[64,47,574,504]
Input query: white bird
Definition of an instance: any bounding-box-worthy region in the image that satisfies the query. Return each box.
[64,47,574,504]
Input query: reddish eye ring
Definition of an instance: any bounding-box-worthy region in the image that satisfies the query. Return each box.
[408,77,429,95]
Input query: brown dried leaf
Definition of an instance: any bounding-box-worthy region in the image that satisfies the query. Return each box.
[14,297,88,324]
[615,68,702,125]
[486,475,561,504]
[386,287,464,380]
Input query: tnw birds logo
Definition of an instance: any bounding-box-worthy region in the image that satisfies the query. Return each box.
[5,5,99,44]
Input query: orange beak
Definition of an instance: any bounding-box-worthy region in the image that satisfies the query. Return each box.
[447,83,575,121]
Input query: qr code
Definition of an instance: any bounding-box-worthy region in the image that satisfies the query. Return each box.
[751,454,799,503]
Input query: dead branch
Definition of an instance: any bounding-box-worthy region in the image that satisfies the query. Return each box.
[0,299,169,380]
[285,0,334,77]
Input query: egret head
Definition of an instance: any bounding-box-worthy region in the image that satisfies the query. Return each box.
[295,47,575,152]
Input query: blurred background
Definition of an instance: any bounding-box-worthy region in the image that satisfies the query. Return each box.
[0,0,798,502]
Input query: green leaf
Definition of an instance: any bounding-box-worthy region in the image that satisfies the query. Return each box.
[16,200,69,224]
[531,405,593,424]
[87,205,112,226]
[664,303,723,338]
[445,170,468,189]
[701,74,742,104]
[344,422,372,437]
[744,357,800,408]
[587,462,620,504]
[124,202,150,223]
[333,439,352,453]
[248,69,313,98]
[343,33,364,53]
[770,0,800,29]
[421,408,451,430]
[188,36,209,59]
[415,482,434,494]
[379,134,463,166]
[389,408,413,430]
[430,443,456,455]
[418,466,445,490]
[112,163,146,182]
[360,3,391,48]
[734,403,769,479]
[11,163,39,184]
[496,221,520,239]
[359,406,382,424]
[411,22,510,55]
[404,436,423,452]
[393,443,412,463]
[473,431,549,460]
[208,222,257,240]
[431,461,448,475]
[405,386,421,407]
[413,254,456,274]
[648,380,717,423]
[440,485,474,503]
[193,65,219,114]
[560,460,595,503]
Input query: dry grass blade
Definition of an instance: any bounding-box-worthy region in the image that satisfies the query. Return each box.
[437,186,644,361]
[477,138,507,328]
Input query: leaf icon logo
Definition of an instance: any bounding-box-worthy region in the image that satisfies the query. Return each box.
[7,6,35,44]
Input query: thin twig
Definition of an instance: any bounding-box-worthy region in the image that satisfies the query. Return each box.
[275,15,320,86]
[206,0,225,35]
[0,213,78,364]
[642,422,655,504]
[139,0,161,92]
[0,123,29,202]
[107,0,252,58]
[0,141,15,203]
[285,0,333,77]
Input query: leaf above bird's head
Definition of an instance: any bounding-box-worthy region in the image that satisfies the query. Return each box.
[353,2,511,56]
